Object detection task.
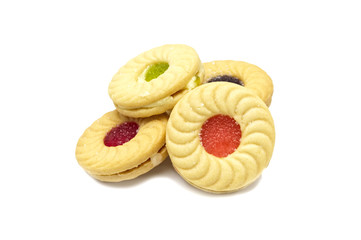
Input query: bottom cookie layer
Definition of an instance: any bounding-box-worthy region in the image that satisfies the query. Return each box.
[89,145,168,182]
[115,89,187,118]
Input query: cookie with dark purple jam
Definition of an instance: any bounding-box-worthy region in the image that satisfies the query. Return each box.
[207,75,244,86]
[203,60,273,106]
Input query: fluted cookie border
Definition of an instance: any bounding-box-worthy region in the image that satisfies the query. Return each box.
[109,44,201,108]
[166,82,275,193]
[204,60,273,106]
[76,110,167,176]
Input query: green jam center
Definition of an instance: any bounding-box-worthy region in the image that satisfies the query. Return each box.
[194,76,201,86]
[145,62,169,82]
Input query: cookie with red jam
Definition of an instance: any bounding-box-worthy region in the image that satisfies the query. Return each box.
[166,82,275,193]
[76,110,168,182]
[204,60,273,106]
[109,44,204,118]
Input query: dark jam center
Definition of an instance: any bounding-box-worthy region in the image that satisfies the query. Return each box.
[207,75,244,86]
[104,122,139,147]
[200,115,242,158]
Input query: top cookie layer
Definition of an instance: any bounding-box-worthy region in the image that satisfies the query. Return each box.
[204,60,273,106]
[109,44,201,108]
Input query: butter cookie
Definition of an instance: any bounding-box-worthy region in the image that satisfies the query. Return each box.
[109,44,204,117]
[204,60,273,106]
[76,110,168,182]
[166,82,275,193]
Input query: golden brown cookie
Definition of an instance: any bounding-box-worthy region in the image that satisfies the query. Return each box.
[109,44,204,118]
[76,110,168,182]
[166,82,275,193]
[204,60,273,106]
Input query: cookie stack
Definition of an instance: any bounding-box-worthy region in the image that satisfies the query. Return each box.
[76,44,275,194]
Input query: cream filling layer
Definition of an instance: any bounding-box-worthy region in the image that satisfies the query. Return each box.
[94,145,166,177]
[120,74,200,110]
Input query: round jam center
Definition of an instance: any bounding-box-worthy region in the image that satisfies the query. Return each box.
[207,75,244,86]
[145,62,169,82]
[104,122,139,147]
[200,115,241,158]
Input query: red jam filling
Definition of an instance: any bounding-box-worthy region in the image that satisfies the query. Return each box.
[104,122,139,147]
[200,115,241,158]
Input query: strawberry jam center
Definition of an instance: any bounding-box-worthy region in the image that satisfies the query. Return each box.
[200,115,241,157]
[104,122,139,147]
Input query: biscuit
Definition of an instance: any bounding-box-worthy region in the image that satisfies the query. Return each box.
[166,82,275,193]
[204,60,273,106]
[76,110,168,182]
[109,44,204,118]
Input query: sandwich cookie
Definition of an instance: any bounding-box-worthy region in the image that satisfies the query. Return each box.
[204,60,273,106]
[166,82,275,193]
[76,110,168,182]
[109,44,204,118]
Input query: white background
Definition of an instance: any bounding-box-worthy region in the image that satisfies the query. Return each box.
[1,0,360,239]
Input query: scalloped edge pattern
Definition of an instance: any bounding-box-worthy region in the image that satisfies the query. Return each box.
[166,82,275,193]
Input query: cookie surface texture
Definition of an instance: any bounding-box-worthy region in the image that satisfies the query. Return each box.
[204,60,273,106]
[166,82,275,193]
[109,44,203,117]
[76,110,168,182]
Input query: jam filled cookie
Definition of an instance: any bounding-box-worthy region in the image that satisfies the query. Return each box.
[76,110,168,182]
[166,82,275,193]
[204,60,273,106]
[109,44,204,118]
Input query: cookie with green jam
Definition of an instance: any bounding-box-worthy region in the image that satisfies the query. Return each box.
[109,44,204,118]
